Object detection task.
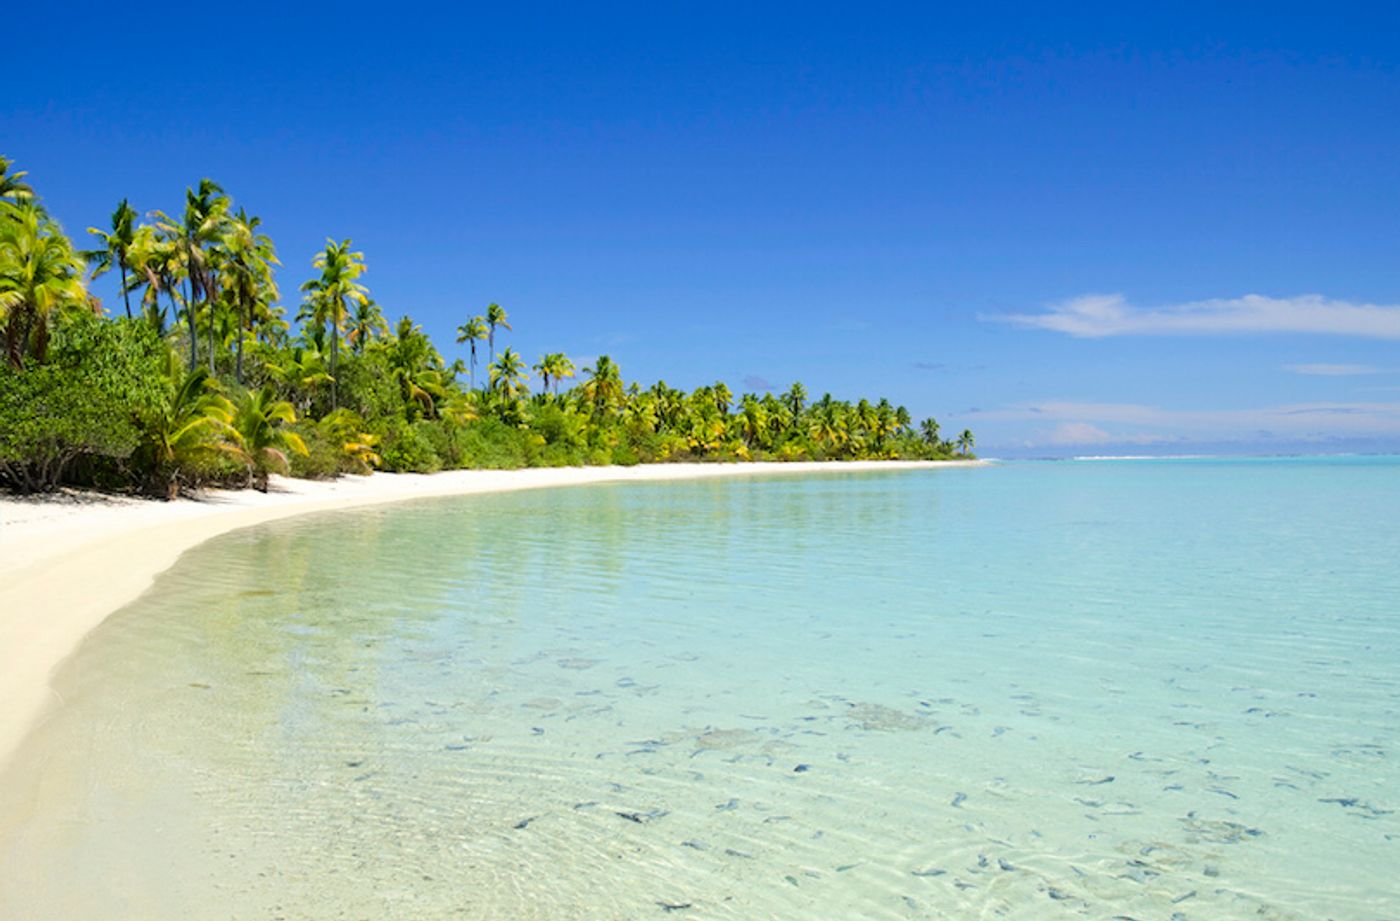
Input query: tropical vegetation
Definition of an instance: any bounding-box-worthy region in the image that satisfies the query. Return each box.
[0,157,971,495]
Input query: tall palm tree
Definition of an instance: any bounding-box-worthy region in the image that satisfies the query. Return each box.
[782,381,807,418]
[156,179,229,370]
[87,199,139,319]
[489,346,529,400]
[125,224,178,333]
[712,381,733,415]
[485,302,510,364]
[455,315,487,389]
[533,352,575,395]
[220,207,278,383]
[300,238,368,410]
[738,393,769,448]
[581,355,624,416]
[0,202,90,368]
[919,418,940,446]
[956,429,975,455]
[873,398,897,450]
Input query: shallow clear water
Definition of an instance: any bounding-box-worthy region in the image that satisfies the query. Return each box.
[2,459,1398,919]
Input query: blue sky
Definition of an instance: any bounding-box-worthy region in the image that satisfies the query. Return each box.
[7,2,1400,455]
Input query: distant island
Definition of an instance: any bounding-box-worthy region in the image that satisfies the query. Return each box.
[0,156,973,496]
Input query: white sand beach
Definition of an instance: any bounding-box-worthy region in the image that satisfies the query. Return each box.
[0,460,978,767]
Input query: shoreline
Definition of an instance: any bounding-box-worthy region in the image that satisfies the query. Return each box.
[0,459,980,767]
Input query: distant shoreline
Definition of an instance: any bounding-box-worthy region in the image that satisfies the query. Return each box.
[0,459,982,768]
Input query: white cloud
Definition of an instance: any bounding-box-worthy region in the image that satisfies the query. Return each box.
[970,399,1400,444]
[1046,422,1113,445]
[1285,363,1388,376]
[992,293,1400,339]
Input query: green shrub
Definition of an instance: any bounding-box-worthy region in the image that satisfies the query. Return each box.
[610,443,640,466]
[379,420,442,472]
[0,316,166,492]
[288,423,344,479]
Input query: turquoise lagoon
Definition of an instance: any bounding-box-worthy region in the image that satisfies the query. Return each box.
[1,458,1397,919]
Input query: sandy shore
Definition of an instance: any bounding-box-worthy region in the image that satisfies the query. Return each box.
[0,460,978,766]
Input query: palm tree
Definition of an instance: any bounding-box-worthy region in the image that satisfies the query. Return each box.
[484,302,510,364]
[300,238,368,410]
[87,199,139,319]
[382,315,447,417]
[622,389,659,436]
[0,156,34,203]
[230,386,308,491]
[125,224,178,333]
[346,298,388,354]
[712,381,733,415]
[807,401,849,452]
[581,355,624,416]
[873,398,897,450]
[919,418,940,446]
[317,408,381,473]
[220,208,279,383]
[534,352,575,395]
[738,393,769,448]
[143,359,237,498]
[0,202,90,368]
[155,179,229,370]
[265,343,333,414]
[782,382,807,418]
[956,429,975,455]
[489,346,529,399]
[455,315,487,389]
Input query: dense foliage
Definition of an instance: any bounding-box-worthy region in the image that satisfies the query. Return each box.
[0,156,973,495]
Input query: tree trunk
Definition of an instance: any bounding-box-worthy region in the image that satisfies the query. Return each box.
[207,276,217,375]
[235,300,245,384]
[184,277,197,370]
[4,312,24,368]
[119,261,132,320]
[330,321,339,410]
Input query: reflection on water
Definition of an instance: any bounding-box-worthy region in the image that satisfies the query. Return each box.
[2,460,1399,919]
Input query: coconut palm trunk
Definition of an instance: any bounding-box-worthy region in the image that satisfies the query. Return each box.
[119,261,132,319]
[235,300,247,384]
[330,320,339,410]
[184,277,198,370]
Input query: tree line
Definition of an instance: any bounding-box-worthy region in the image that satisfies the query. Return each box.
[0,156,973,495]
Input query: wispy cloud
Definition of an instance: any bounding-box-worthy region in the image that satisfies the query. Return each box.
[1046,422,1114,445]
[969,399,1400,445]
[742,374,772,391]
[991,293,1400,339]
[914,361,987,372]
[1285,363,1390,376]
